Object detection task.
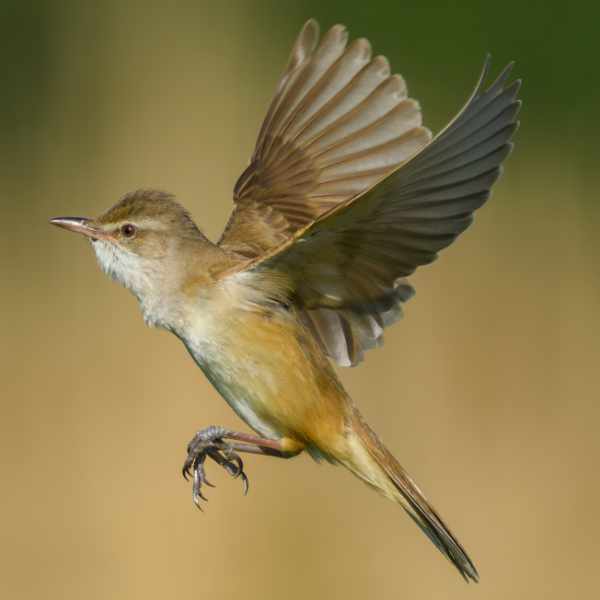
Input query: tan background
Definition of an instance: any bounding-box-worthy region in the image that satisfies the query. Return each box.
[2,1,599,598]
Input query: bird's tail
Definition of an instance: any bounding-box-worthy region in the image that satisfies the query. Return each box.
[342,410,479,582]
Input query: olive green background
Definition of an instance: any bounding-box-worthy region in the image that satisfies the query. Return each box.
[2,1,599,599]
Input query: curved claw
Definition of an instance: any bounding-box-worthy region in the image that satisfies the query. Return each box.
[223,457,242,478]
[229,454,244,477]
[182,447,201,481]
[192,493,205,511]
[218,452,249,495]
[240,471,249,496]
[192,460,211,509]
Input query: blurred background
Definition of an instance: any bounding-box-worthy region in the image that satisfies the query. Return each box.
[2,1,598,598]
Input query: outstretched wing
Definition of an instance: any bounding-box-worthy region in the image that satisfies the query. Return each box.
[219,19,432,258]
[235,58,521,366]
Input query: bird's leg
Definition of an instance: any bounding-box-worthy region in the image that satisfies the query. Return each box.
[181,426,293,509]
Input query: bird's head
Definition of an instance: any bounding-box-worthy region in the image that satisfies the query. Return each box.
[51,190,207,304]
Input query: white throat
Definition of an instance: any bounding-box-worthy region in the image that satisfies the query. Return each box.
[91,239,177,328]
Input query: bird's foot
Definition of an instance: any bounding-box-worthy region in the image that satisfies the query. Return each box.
[182,425,249,509]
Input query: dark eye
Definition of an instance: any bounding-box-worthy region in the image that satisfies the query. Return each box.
[121,223,136,238]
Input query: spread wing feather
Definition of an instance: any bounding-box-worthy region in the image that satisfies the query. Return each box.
[239,57,521,366]
[219,19,431,258]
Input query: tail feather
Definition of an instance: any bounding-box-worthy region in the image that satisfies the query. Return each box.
[348,411,479,582]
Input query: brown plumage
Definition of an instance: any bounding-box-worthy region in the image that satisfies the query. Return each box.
[51,18,520,583]
[220,20,431,259]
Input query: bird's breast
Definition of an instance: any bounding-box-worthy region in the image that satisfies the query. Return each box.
[177,288,350,450]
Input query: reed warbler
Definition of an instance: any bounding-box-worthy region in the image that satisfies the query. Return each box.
[51,19,521,581]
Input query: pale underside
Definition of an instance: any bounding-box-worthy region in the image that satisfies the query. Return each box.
[177,278,350,460]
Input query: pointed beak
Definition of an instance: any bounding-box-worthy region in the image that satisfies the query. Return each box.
[50,217,108,241]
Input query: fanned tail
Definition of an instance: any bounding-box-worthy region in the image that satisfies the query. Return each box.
[344,410,479,582]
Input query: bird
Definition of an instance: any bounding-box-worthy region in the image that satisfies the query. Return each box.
[50,19,520,582]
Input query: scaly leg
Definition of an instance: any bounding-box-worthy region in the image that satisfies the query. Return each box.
[182,426,297,509]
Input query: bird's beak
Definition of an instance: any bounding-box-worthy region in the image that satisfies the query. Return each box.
[50,217,108,241]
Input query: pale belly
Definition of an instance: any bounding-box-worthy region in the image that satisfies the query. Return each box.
[184,334,283,439]
[178,304,349,449]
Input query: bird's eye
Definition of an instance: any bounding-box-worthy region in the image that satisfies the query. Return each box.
[121,223,136,238]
